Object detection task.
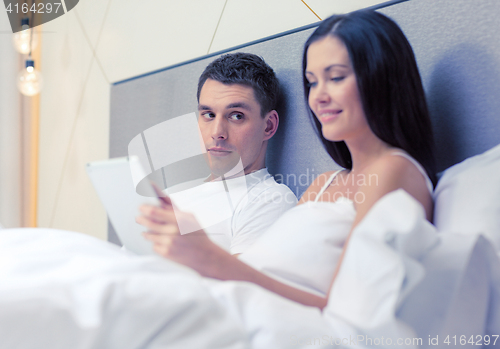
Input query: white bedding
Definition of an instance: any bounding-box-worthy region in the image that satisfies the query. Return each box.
[1,190,499,349]
[0,228,333,349]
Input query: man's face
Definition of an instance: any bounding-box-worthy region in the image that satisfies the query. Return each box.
[198,79,271,178]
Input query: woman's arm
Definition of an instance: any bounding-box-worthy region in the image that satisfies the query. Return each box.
[326,154,433,293]
[136,202,328,308]
[137,159,431,309]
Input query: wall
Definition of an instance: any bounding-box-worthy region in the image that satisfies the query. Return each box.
[0,9,21,228]
[36,0,394,240]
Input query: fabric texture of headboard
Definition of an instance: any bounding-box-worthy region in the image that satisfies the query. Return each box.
[379,0,500,172]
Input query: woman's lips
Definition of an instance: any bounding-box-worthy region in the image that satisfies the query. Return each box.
[318,109,342,123]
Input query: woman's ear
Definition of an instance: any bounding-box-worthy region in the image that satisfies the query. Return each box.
[263,110,279,140]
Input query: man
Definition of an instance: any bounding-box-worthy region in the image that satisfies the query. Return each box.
[143,52,297,255]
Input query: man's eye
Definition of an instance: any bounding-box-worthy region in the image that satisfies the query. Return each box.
[202,112,215,119]
[229,113,244,121]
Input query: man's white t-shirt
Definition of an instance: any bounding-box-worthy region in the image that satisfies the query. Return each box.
[165,168,297,254]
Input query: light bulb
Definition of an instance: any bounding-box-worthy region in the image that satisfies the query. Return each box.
[12,19,38,55]
[18,60,43,96]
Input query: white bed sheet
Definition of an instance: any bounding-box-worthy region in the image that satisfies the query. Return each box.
[1,190,499,349]
[0,229,247,349]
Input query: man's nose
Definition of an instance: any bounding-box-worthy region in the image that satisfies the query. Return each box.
[212,116,228,140]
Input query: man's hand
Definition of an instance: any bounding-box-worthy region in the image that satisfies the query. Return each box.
[135,198,224,276]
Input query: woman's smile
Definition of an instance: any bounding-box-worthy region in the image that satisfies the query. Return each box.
[317,109,342,123]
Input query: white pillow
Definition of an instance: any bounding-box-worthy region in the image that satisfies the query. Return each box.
[433,143,500,253]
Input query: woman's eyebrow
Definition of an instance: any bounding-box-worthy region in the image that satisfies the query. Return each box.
[325,64,349,71]
[306,64,349,76]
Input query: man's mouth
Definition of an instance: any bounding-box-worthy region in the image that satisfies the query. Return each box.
[208,147,232,156]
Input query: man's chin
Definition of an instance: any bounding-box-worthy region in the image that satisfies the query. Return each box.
[207,157,245,179]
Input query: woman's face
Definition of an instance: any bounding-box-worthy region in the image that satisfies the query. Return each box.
[305,36,370,143]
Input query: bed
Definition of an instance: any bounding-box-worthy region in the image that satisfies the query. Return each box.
[1,0,500,347]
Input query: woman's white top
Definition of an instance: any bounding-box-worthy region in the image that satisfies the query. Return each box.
[239,151,433,297]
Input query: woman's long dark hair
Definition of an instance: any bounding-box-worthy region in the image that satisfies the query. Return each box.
[303,10,437,187]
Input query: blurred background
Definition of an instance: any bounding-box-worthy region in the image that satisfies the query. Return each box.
[0,0,394,240]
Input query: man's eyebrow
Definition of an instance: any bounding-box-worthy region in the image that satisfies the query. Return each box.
[198,102,253,111]
[226,102,252,111]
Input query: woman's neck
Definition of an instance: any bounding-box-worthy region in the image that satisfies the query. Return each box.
[344,132,394,175]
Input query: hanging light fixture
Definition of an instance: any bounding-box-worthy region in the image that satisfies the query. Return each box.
[18,60,43,96]
[12,18,39,55]
[17,0,43,96]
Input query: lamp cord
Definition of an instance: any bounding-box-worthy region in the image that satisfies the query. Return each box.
[29,0,35,58]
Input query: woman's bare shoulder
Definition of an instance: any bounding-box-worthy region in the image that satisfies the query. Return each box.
[359,151,433,219]
[298,170,339,204]
[365,151,427,190]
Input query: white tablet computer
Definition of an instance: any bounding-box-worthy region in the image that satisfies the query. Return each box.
[86,156,161,255]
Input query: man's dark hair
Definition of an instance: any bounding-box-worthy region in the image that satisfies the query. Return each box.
[303,10,437,187]
[197,52,279,116]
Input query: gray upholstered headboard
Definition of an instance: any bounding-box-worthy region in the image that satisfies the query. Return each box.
[110,0,500,242]
[380,0,500,171]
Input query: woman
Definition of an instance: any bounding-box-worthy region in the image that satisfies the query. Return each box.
[137,10,436,309]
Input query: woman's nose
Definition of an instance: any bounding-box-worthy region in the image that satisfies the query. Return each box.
[311,82,331,105]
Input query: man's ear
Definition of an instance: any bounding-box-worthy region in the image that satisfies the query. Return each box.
[263,110,279,141]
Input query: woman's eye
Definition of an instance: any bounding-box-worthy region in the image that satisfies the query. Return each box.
[307,81,317,88]
[331,76,345,82]
[229,113,244,121]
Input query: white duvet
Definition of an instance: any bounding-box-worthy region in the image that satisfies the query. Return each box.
[1,190,499,349]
